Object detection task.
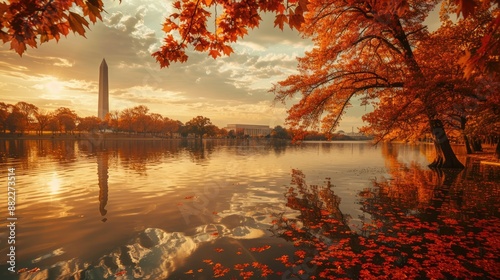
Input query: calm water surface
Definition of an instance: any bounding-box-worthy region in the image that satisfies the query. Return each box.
[0,139,498,279]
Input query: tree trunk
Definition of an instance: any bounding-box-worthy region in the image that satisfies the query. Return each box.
[472,137,483,152]
[460,116,472,154]
[463,135,473,154]
[428,119,464,169]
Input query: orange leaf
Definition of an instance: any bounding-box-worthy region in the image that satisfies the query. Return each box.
[29,267,40,273]
[250,245,271,252]
[86,2,102,23]
[17,268,28,274]
[67,12,89,37]
[222,45,233,56]
[274,14,288,29]
[209,49,220,59]
[0,30,10,44]
[275,255,289,264]
[10,38,26,56]
[162,23,174,33]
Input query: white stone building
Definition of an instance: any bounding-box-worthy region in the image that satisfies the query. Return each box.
[226,124,272,137]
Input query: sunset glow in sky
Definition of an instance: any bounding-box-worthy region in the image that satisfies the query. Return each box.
[0,0,441,131]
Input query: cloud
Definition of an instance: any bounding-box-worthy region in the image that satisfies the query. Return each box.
[0,59,28,73]
[21,54,74,67]
[117,62,146,69]
[256,53,296,63]
[235,41,267,52]
[107,12,124,26]
[113,85,186,104]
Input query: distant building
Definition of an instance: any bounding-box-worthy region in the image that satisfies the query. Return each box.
[343,132,373,140]
[226,124,272,137]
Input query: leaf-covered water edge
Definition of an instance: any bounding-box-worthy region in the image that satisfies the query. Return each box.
[172,163,499,279]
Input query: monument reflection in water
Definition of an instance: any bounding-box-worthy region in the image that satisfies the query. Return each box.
[0,139,498,279]
[98,152,108,222]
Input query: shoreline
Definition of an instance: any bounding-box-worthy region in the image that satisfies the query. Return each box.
[1,134,498,163]
[0,133,173,141]
[0,133,369,142]
[0,133,498,156]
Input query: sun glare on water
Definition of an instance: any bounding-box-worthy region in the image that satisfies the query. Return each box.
[47,173,62,195]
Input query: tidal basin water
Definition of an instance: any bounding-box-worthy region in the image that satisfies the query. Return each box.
[0,139,499,279]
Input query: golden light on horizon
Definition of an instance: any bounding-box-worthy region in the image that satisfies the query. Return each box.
[33,76,66,99]
[45,79,64,95]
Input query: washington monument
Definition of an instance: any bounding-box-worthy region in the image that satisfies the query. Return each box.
[98,59,109,120]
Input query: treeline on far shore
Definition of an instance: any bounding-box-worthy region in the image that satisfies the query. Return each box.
[1,101,371,141]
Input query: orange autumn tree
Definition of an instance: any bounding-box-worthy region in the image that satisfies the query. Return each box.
[454,0,500,77]
[420,4,500,151]
[271,0,465,168]
[362,2,499,147]
[0,0,106,55]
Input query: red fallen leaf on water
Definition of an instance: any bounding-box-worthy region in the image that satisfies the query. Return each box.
[259,265,274,276]
[185,269,194,274]
[203,259,213,265]
[250,245,271,252]
[115,270,127,276]
[17,268,28,273]
[211,232,219,236]
[240,271,254,278]
[185,195,195,199]
[275,255,289,264]
[236,251,242,255]
[212,263,230,278]
[198,268,203,272]
[28,268,40,273]
[215,248,224,253]
[294,250,306,259]
[234,263,249,270]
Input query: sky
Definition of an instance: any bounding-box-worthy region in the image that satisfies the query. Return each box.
[0,1,442,132]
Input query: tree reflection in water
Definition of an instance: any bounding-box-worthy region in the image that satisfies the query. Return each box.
[271,164,500,279]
